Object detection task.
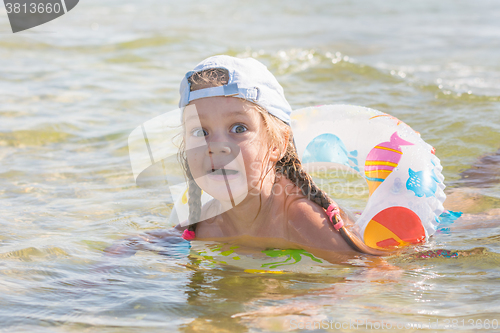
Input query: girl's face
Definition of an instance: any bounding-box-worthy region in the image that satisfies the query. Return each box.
[184,97,275,206]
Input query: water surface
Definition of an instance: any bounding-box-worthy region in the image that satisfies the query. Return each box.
[1,0,499,332]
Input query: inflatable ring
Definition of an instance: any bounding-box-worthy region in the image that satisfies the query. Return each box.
[291,105,446,250]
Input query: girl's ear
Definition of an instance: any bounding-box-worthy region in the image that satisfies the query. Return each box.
[269,146,280,162]
[269,128,290,162]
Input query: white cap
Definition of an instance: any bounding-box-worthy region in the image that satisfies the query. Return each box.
[179,55,292,124]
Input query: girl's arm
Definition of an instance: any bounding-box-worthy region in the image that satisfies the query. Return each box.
[103,223,187,257]
[286,199,357,253]
[286,199,389,256]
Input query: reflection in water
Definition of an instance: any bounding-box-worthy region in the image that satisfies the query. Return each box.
[459,148,500,188]
[174,234,500,332]
[181,255,348,332]
[179,251,409,332]
[445,148,500,214]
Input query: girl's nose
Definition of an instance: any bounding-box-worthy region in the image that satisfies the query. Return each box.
[207,142,232,155]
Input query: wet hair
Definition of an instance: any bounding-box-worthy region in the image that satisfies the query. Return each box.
[179,68,334,234]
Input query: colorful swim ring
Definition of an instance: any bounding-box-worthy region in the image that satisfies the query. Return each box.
[291,105,446,250]
[167,104,446,251]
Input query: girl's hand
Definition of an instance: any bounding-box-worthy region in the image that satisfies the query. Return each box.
[103,226,186,258]
[103,235,147,257]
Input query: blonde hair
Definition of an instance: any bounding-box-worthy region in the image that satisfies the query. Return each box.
[179,68,334,233]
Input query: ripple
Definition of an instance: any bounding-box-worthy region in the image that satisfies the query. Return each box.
[240,48,402,84]
[114,36,180,50]
[0,127,74,147]
[0,246,70,262]
[420,83,500,103]
[396,247,500,268]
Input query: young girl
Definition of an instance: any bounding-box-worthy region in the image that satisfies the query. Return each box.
[173,55,386,256]
[106,55,386,257]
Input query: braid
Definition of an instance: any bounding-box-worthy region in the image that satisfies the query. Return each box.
[277,136,388,255]
[276,137,333,210]
[186,165,202,233]
[178,67,229,238]
[177,139,201,238]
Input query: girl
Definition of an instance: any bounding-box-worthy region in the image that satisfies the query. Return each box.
[172,55,385,256]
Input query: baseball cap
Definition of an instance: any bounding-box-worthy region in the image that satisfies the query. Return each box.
[179,55,292,124]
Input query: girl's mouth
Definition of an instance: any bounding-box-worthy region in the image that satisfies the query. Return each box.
[210,168,238,175]
[207,168,240,181]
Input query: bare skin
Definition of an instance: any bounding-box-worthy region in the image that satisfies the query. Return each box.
[191,176,356,255]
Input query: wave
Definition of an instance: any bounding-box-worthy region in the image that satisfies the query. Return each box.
[237,48,500,103]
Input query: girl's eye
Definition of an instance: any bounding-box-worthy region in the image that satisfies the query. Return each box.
[230,124,247,134]
[191,128,208,137]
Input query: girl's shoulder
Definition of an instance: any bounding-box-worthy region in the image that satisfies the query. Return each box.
[280,179,353,252]
[285,196,330,232]
[285,199,353,251]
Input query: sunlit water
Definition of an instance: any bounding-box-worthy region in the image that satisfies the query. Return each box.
[1,0,499,332]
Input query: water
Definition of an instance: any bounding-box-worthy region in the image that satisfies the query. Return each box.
[1,0,499,331]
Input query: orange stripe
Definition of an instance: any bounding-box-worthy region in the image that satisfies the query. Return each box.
[364,170,392,177]
[374,145,402,154]
[365,161,398,167]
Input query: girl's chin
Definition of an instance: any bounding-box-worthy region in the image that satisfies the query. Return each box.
[201,183,249,205]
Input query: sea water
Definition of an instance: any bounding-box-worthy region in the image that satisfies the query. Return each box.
[0,0,499,331]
